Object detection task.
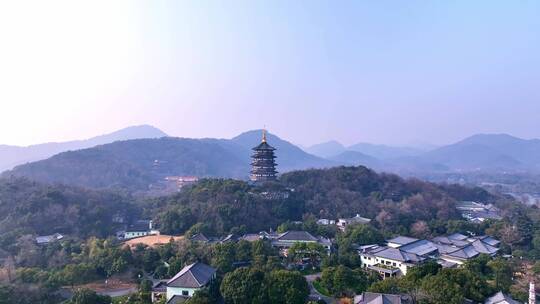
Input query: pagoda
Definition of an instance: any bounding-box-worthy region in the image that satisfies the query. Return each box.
[250,129,278,182]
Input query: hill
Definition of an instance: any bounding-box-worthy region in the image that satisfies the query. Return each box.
[347,142,425,159]
[0,125,167,172]
[305,140,346,158]
[3,130,333,191]
[231,130,335,171]
[151,165,483,236]
[414,134,540,172]
[328,151,382,168]
[0,177,137,251]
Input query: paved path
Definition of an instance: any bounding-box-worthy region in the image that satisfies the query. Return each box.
[305,273,336,304]
[98,287,137,297]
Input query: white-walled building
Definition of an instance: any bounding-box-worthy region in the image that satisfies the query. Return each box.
[165,262,216,302]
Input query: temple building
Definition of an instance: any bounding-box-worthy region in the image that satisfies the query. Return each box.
[250,129,278,182]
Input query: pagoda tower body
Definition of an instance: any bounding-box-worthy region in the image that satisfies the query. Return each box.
[250,130,278,182]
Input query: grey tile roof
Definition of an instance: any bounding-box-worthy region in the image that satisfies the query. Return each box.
[152,280,167,292]
[387,236,418,246]
[473,236,501,247]
[241,234,261,242]
[277,231,318,242]
[354,292,403,304]
[344,214,372,225]
[167,262,216,288]
[220,234,239,243]
[167,295,189,304]
[36,233,63,244]
[432,236,470,247]
[484,291,520,304]
[444,245,479,260]
[399,240,438,256]
[437,259,458,268]
[470,240,499,255]
[190,233,210,242]
[370,247,424,263]
[448,233,468,241]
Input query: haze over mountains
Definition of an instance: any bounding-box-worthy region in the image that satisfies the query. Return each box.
[2,125,540,191]
[308,134,540,174]
[0,125,167,171]
[2,129,334,191]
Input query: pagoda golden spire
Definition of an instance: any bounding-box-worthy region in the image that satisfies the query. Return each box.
[262,128,267,143]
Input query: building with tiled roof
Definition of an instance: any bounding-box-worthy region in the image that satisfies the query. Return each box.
[166,262,216,300]
[337,214,371,231]
[359,233,501,278]
[359,245,426,277]
[354,292,408,304]
[484,291,521,304]
[189,233,210,243]
[269,230,332,256]
[387,236,419,248]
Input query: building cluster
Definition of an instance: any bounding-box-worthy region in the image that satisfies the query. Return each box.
[190,230,332,257]
[456,201,502,222]
[354,290,527,304]
[317,214,372,231]
[359,233,500,277]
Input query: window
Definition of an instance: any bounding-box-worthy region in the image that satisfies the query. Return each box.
[393,262,396,266]
[182,290,189,296]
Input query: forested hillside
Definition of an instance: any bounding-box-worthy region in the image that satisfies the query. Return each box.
[0,178,137,253]
[149,166,494,237]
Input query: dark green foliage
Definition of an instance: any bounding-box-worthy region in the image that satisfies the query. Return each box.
[220,267,266,304]
[152,167,467,237]
[66,288,111,304]
[266,270,309,304]
[220,267,308,304]
[321,266,371,297]
[152,179,300,236]
[0,177,137,255]
[368,277,402,295]
[421,268,492,303]
[487,258,514,292]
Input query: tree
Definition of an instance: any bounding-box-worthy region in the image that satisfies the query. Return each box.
[67,288,111,304]
[368,277,401,295]
[212,242,236,273]
[488,258,513,292]
[464,254,491,277]
[266,270,309,304]
[421,274,464,304]
[421,268,491,303]
[220,267,266,304]
[142,248,162,273]
[288,242,326,266]
[321,265,369,297]
[186,289,213,304]
[400,260,441,303]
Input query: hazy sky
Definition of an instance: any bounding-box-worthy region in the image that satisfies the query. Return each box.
[1,1,539,147]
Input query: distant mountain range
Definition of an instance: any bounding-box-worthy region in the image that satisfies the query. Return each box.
[305,141,426,160]
[2,125,540,191]
[0,125,167,171]
[308,134,540,174]
[414,134,540,172]
[2,129,334,191]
